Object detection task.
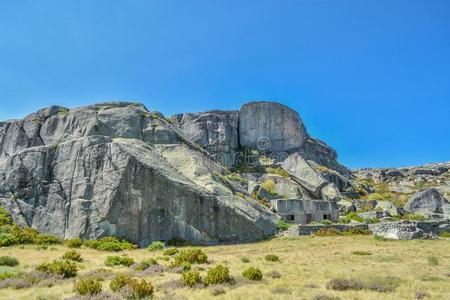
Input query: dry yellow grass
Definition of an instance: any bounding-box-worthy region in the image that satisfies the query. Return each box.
[0,235,448,300]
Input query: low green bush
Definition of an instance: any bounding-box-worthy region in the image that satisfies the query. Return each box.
[147,241,165,251]
[110,275,154,298]
[173,248,208,266]
[0,233,16,247]
[110,274,131,292]
[241,257,250,263]
[83,240,100,249]
[242,267,262,281]
[61,250,83,262]
[0,207,13,226]
[276,219,292,231]
[205,265,230,284]
[64,238,83,248]
[403,213,427,221]
[134,259,158,271]
[84,237,134,252]
[320,220,333,225]
[105,255,135,267]
[181,262,192,271]
[0,268,20,280]
[182,270,202,287]
[74,276,102,296]
[0,256,19,266]
[163,248,179,256]
[36,260,78,278]
[265,254,280,262]
[126,278,154,299]
[33,234,61,245]
[439,231,450,237]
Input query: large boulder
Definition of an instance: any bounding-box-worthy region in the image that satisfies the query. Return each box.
[404,188,450,216]
[239,102,308,152]
[281,153,328,198]
[375,200,399,217]
[0,103,278,245]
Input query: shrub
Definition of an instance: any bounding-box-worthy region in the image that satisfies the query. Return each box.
[427,256,438,266]
[265,167,290,178]
[321,220,333,225]
[205,265,230,284]
[173,248,208,266]
[105,255,135,267]
[0,233,16,247]
[96,242,124,252]
[64,238,83,248]
[276,219,291,231]
[225,173,248,184]
[111,276,154,298]
[126,278,154,299]
[0,207,13,226]
[0,256,19,267]
[241,257,250,263]
[36,260,78,278]
[326,278,364,291]
[352,251,372,256]
[265,254,280,262]
[163,248,179,256]
[0,268,20,280]
[134,259,157,271]
[182,270,202,287]
[74,277,102,295]
[85,237,134,252]
[242,267,262,281]
[33,234,61,245]
[12,226,38,244]
[147,241,165,251]
[439,231,450,237]
[110,274,131,292]
[403,213,427,221]
[314,228,341,236]
[61,250,83,262]
[83,239,100,249]
[260,180,277,196]
[180,262,192,271]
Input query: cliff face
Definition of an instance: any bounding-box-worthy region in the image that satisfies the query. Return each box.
[0,100,351,244]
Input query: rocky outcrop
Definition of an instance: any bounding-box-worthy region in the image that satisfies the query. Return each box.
[281,153,341,201]
[0,102,278,245]
[170,110,239,166]
[404,188,450,216]
[239,102,308,152]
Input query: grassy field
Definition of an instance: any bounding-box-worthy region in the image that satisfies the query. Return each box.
[0,235,448,300]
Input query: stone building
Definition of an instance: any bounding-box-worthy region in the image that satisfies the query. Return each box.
[271,199,339,224]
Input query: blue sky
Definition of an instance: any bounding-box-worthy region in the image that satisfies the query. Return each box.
[0,0,449,168]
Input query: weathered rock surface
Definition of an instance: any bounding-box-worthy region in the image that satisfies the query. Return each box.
[281,153,328,198]
[170,110,239,166]
[0,102,278,245]
[239,102,308,152]
[404,188,450,216]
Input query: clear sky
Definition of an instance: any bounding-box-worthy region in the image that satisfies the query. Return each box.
[0,0,449,169]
